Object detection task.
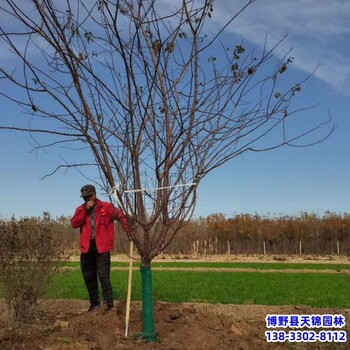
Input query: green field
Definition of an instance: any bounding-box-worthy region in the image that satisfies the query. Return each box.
[47,265,350,309]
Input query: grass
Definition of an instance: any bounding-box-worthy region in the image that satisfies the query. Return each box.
[46,269,350,309]
[63,261,350,271]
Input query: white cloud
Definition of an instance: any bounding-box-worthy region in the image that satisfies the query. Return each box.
[212,0,350,95]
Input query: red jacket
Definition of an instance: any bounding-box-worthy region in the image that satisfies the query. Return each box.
[71,199,130,253]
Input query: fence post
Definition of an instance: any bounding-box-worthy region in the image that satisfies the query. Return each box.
[227,241,230,256]
[299,240,302,255]
[337,240,340,255]
[263,241,266,255]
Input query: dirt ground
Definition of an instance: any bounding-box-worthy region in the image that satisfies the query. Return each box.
[0,300,349,350]
[66,253,350,265]
[112,253,350,264]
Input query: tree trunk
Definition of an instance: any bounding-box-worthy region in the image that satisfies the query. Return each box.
[140,264,156,342]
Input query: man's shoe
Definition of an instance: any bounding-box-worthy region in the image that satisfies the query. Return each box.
[87,304,100,312]
[102,305,113,315]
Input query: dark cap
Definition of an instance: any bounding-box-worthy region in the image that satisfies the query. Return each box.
[80,184,96,197]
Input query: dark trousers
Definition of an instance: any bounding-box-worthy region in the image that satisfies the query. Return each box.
[80,240,113,308]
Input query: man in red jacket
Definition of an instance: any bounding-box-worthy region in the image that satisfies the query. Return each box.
[71,184,131,312]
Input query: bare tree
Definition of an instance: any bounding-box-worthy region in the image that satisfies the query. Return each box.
[0,0,334,341]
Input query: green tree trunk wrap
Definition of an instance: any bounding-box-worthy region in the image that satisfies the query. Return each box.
[140,265,156,342]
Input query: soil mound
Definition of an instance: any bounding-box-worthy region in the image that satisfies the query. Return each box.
[1,300,349,349]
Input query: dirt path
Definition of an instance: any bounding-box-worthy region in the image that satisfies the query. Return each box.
[61,266,350,274]
[113,267,349,274]
[69,253,350,265]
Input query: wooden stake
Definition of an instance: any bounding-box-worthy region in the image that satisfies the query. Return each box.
[125,241,134,337]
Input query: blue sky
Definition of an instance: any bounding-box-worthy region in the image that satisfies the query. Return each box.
[0,0,349,219]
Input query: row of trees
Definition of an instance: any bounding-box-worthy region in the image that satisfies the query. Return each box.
[3,211,348,257]
[169,211,350,255]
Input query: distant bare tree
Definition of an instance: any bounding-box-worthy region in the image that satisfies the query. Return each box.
[0,0,334,341]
